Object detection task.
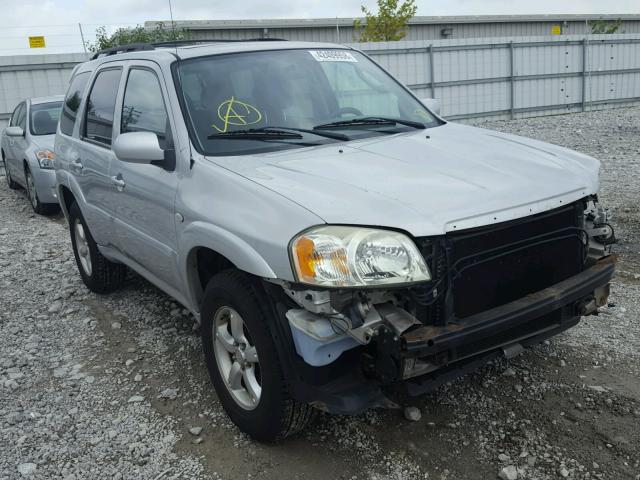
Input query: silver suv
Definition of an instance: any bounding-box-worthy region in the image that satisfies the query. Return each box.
[54,40,615,441]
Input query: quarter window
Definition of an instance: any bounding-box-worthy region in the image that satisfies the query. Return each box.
[84,68,122,146]
[60,71,91,136]
[121,68,170,148]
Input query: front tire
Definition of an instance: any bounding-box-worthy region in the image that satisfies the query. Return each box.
[25,167,57,215]
[201,269,315,441]
[68,201,126,293]
[5,163,19,190]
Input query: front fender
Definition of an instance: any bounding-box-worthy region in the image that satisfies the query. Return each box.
[179,221,278,311]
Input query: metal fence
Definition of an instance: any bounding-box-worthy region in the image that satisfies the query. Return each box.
[353,33,640,121]
[0,53,88,131]
[1,34,639,132]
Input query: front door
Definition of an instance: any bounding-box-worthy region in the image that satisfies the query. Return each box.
[109,62,180,287]
[8,102,28,184]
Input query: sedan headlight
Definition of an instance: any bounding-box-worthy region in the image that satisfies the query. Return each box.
[35,149,55,169]
[291,226,430,287]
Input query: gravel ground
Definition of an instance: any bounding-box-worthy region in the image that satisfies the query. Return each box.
[1,106,639,480]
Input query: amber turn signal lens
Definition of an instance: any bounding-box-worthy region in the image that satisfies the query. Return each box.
[294,236,316,279]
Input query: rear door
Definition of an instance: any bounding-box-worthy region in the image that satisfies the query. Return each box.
[109,61,180,286]
[75,65,124,246]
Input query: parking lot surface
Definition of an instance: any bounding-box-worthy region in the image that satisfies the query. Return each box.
[1,107,639,480]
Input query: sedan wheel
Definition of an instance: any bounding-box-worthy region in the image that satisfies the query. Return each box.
[5,166,18,189]
[26,170,38,209]
[212,306,261,410]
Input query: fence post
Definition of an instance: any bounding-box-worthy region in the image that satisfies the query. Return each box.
[509,41,515,119]
[428,44,436,98]
[78,23,87,54]
[582,37,589,112]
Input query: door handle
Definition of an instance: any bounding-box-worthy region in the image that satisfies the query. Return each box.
[70,159,84,173]
[111,175,126,191]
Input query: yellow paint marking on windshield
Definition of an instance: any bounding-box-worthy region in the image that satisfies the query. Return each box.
[212,97,263,133]
[414,109,431,121]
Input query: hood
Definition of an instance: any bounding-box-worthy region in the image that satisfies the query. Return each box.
[30,134,55,150]
[208,122,600,236]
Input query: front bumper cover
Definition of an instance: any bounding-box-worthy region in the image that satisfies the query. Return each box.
[290,255,616,414]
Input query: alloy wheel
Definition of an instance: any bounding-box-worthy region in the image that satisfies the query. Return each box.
[26,171,38,209]
[212,306,261,410]
[74,219,93,276]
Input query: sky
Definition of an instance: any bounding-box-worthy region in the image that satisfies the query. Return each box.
[0,0,639,55]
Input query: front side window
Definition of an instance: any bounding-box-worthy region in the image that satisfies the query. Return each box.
[16,103,27,130]
[176,49,440,156]
[60,72,90,136]
[84,68,122,146]
[30,102,63,136]
[121,68,170,148]
[9,103,24,127]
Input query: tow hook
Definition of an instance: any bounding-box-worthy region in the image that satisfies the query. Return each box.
[578,297,598,316]
[578,284,611,316]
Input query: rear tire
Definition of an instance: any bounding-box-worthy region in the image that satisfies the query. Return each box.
[201,269,315,441]
[25,167,57,215]
[68,201,126,293]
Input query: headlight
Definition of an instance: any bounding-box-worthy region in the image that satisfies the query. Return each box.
[36,149,55,169]
[291,226,431,287]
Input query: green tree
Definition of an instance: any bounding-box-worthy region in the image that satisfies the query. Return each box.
[354,0,417,42]
[86,22,187,53]
[588,18,623,34]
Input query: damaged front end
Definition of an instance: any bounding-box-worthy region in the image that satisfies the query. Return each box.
[277,197,616,414]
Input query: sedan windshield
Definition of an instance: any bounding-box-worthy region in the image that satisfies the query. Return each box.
[30,101,62,136]
[176,49,440,156]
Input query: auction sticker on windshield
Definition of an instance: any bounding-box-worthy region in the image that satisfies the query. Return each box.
[309,50,358,62]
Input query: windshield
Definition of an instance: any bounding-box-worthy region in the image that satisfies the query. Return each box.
[30,101,62,136]
[176,49,440,156]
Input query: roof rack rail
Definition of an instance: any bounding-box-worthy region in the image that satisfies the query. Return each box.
[90,43,155,60]
[90,38,288,60]
[152,38,287,47]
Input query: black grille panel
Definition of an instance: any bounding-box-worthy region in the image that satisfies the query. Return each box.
[416,201,587,322]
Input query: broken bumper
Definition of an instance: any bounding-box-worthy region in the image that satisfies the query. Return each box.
[290,255,616,414]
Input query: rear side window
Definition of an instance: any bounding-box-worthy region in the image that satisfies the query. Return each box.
[84,68,122,146]
[60,72,90,136]
[121,68,170,148]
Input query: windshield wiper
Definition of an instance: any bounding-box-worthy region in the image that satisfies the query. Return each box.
[314,116,426,131]
[207,126,349,141]
[207,128,303,140]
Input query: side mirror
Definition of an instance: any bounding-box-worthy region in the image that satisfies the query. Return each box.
[420,98,441,116]
[113,131,165,164]
[5,126,24,137]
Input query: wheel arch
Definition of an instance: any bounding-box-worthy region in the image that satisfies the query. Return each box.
[181,222,278,311]
[58,184,76,220]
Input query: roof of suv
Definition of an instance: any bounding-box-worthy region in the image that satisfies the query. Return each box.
[84,40,354,67]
